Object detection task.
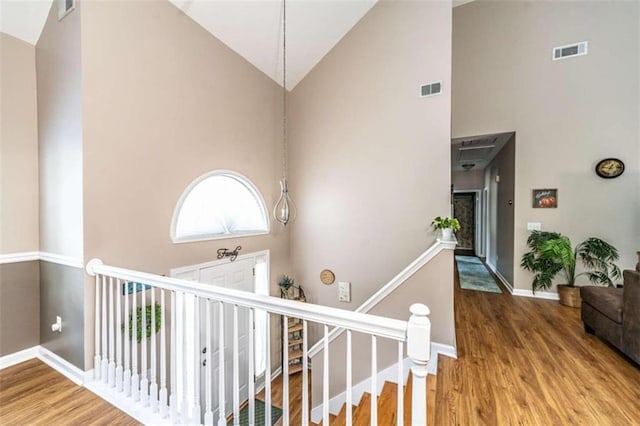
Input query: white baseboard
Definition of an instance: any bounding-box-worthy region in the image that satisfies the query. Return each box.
[485,262,513,293]
[0,346,39,369]
[37,346,86,386]
[255,365,283,395]
[0,345,87,386]
[512,289,560,300]
[310,341,456,424]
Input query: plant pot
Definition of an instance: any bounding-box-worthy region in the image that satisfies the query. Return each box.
[557,285,581,308]
[442,228,454,240]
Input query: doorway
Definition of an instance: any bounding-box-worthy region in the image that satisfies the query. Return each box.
[170,251,269,421]
[453,192,476,256]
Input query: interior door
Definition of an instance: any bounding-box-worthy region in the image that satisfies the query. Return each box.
[453,192,476,253]
[199,258,253,421]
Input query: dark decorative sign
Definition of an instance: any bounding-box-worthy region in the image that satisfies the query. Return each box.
[532,189,558,208]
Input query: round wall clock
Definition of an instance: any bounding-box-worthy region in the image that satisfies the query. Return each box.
[595,158,625,179]
[320,269,335,285]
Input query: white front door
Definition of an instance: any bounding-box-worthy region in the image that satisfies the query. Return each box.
[199,258,253,420]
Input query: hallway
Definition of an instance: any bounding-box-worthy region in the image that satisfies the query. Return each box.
[435,264,640,424]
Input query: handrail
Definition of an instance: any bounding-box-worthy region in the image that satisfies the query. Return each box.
[308,237,456,357]
[86,259,408,341]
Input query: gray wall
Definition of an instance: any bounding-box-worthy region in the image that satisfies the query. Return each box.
[0,262,40,356]
[452,169,484,190]
[453,0,639,290]
[485,135,515,286]
[39,261,85,369]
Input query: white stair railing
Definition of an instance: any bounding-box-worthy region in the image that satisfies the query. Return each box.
[86,258,431,425]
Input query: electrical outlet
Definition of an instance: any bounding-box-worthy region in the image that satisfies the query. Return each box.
[338,281,351,303]
[527,222,542,231]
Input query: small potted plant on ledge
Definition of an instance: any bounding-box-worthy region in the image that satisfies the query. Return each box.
[279,275,306,301]
[431,216,461,240]
[520,231,621,307]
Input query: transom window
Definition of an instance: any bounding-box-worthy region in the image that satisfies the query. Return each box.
[171,171,269,243]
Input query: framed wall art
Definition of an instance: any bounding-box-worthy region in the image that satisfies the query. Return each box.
[532,189,557,208]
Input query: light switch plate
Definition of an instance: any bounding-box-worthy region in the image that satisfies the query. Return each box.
[338,281,351,303]
[527,222,542,231]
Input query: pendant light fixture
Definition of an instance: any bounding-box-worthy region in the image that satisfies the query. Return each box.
[274,0,296,226]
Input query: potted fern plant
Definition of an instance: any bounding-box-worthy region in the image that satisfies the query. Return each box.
[520,231,621,307]
[431,216,461,240]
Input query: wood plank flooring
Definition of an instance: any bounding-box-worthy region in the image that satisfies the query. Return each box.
[436,260,640,425]
[0,358,138,425]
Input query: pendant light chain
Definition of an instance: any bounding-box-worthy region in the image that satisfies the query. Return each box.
[274,0,296,226]
[282,0,288,180]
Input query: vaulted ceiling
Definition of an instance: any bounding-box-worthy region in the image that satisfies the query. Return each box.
[1,0,470,90]
[0,0,377,90]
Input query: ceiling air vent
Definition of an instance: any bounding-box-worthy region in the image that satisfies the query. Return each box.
[58,0,75,21]
[553,41,588,61]
[420,81,443,98]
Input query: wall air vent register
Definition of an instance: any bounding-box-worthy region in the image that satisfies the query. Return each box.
[553,41,588,60]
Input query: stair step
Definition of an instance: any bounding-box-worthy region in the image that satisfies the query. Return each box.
[317,413,337,426]
[352,392,371,426]
[377,381,399,425]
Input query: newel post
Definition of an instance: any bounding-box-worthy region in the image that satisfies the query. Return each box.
[407,303,431,425]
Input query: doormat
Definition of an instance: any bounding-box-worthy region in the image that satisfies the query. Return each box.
[227,399,283,426]
[455,256,502,294]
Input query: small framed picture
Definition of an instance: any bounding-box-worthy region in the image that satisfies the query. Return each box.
[532,189,557,208]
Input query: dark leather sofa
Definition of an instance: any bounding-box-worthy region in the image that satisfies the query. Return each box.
[581,269,640,365]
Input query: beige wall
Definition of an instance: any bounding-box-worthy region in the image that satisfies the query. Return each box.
[453,0,640,291]
[80,0,289,369]
[1,33,39,254]
[289,0,453,344]
[452,169,483,190]
[310,249,455,406]
[36,1,83,259]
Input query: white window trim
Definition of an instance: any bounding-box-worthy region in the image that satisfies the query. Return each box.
[170,170,270,244]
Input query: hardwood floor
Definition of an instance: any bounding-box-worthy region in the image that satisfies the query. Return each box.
[0,359,138,425]
[436,262,640,425]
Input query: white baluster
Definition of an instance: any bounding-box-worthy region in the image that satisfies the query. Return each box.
[150,289,159,412]
[116,279,123,392]
[141,287,149,406]
[204,300,213,426]
[170,292,178,423]
[323,324,329,425]
[282,315,289,425]
[101,276,108,382]
[397,341,404,426]
[407,304,431,426]
[233,305,240,425]
[265,314,271,426]
[108,277,116,387]
[302,320,309,426]
[94,274,101,381]
[131,284,139,401]
[124,282,131,396]
[371,335,377,425]
[346,329,352,426]
[217,301,226,426]
[248,308,255,426]
[181,294,189,425]
[159,289,168,418]
[193,297,201,424]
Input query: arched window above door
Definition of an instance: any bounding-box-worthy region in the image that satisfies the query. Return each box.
[171,171,269,243]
